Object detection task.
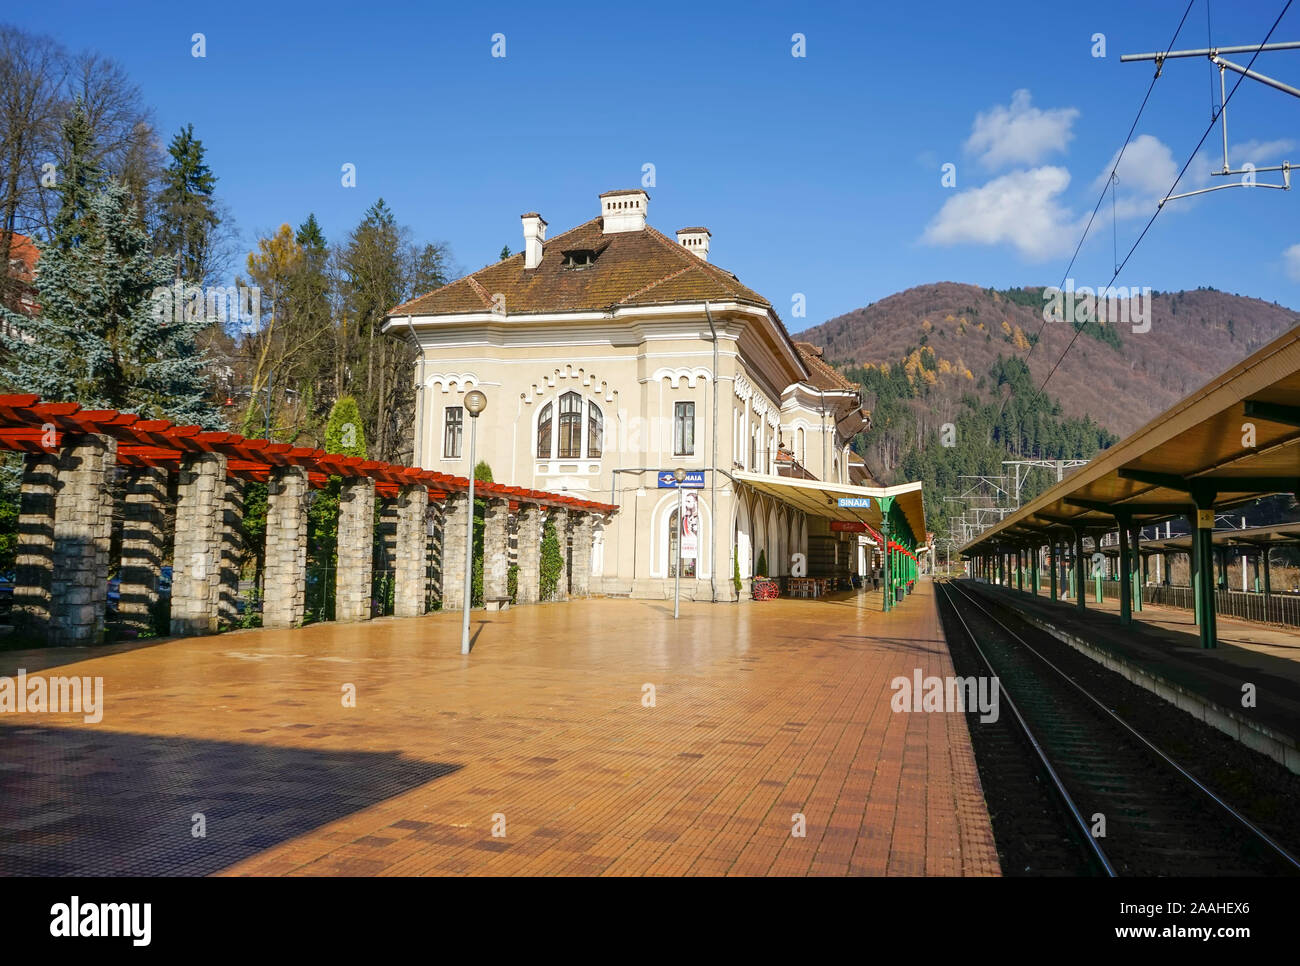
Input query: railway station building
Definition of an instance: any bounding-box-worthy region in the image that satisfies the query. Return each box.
[384,189,928,601]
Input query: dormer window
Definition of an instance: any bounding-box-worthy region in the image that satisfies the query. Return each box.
[562,249,598,269]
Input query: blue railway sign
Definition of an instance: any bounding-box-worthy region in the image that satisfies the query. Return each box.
[658,470,705,488]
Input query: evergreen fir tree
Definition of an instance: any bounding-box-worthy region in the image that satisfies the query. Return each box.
[0,180,219,427]
[156,123,220,283]
[50,100,106,253]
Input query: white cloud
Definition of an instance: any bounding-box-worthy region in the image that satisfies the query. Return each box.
[1090,134,1181,219]
[1230,138,1296,167]
[965,90,1080,169]
[1284,243,1300,281]
[923,166,1081,260]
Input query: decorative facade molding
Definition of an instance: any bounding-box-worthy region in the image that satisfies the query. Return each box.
[645,366,711,388]
[425,372,479,392]
[733,372,754,403]
[520,364,617,404]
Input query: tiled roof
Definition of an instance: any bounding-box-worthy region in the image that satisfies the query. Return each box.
[388,218,772,318]
[793,341,857,392]
[5,233,38,282]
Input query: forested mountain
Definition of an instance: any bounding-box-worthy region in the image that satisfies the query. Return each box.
[798,282,1300,544]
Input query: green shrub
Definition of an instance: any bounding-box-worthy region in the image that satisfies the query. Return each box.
[756,549,768,578]
[539,518,563,600]
[733,551,742,594]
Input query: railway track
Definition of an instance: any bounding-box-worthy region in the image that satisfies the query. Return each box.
[936,579,1300,877]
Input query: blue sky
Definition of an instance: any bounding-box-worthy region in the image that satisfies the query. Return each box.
[14,0,1300,328]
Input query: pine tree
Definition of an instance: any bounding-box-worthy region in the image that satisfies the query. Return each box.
[0,180,219,426]
[50,99,106,253]
[156,123,219,283]
[499,245,511,260]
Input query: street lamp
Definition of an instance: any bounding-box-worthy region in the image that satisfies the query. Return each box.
[461,389,487,655]
[673,467,686,619]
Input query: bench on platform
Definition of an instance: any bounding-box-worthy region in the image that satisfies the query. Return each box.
[485,596,511,612]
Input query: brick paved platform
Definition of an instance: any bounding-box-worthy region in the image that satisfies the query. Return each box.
[0,580,999,876]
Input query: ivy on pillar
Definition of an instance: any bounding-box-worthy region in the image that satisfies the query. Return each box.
[548,507,570,600]
[481,497,510,604]
[48,435,117,646]
[515,503,542,605]
[119,466,168,635]
[263,464,309,629]
[394,483,430,618]
[335,476,376,622]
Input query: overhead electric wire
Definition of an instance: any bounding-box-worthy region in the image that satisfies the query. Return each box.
[994,0,1198,424]
[1030,0,1294,406]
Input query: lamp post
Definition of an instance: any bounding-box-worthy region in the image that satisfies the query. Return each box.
[673,466,686,619]
[461,389,487,654]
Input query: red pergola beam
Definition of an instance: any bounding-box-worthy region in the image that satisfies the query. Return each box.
[0,394,618,514]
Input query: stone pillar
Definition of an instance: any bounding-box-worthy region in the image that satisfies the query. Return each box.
[482,498,510,603]
[516,503,542,604]
[171,453,226,636]
[119,466,167,634]
[394,483,429,618]
[335,476,375,622]
[548,508,569,601]
[441,492,469,610]
[49,435,117,645]
[12,452,58,636]
[570,511,593,597]
[263,465,308,628]
[218,478,246,628]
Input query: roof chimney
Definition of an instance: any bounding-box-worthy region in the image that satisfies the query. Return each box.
[600,189,648,233]
[675,227,711,262]
[521,212,546,269]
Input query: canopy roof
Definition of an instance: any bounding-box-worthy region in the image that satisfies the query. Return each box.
[732,470,927,544]
[0,394,616,514]
[960,323,1300,555]
[1122,521,1300,554]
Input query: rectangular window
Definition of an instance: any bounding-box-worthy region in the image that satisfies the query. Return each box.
[444,406,463,458]
[674,401,695,456]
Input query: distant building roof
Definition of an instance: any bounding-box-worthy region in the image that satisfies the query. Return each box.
[5,233,38,283]
[793,341,857,392]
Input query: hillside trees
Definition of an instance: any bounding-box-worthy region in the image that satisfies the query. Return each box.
[852,351,1116,542]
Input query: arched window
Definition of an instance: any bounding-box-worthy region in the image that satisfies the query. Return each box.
[537,401,553,458]
[558,391,582,459]
[587,401,603,458]
[797,427,805,462]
